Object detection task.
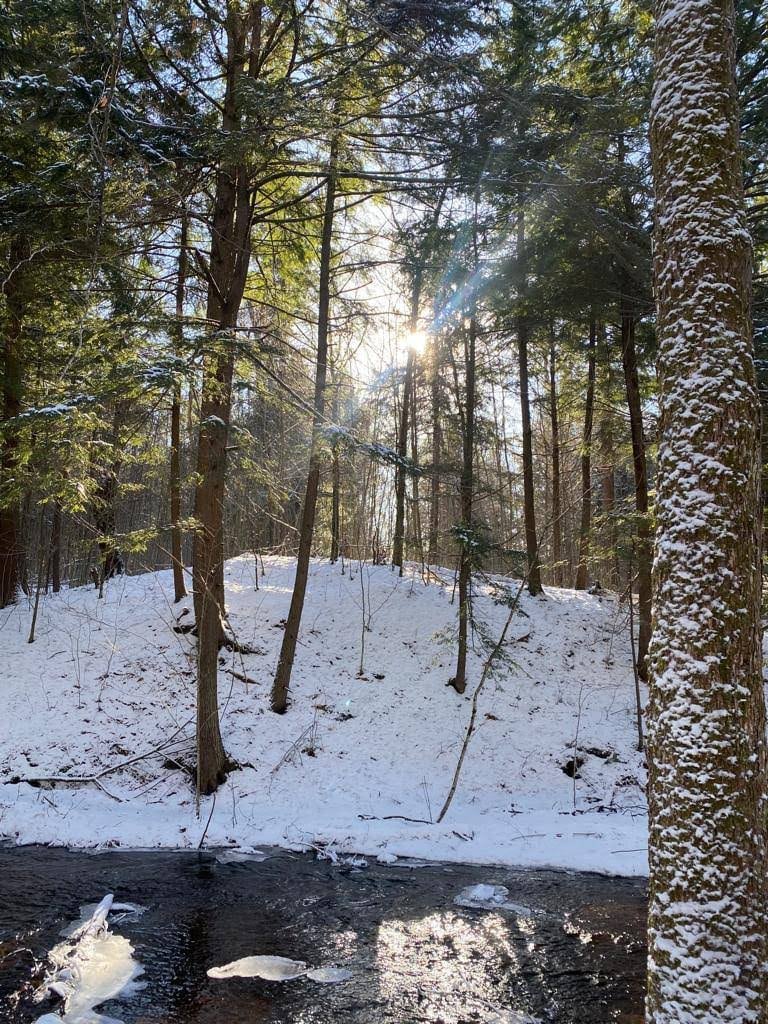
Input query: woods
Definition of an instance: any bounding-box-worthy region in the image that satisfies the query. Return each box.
[1,0,768,1019]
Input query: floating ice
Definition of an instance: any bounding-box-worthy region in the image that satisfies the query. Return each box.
[214,849,269,865]
[208,955,353,984]
[207,955,309,981]
[454,884,541,918]
[34,894,144,1024]
[59,902,145,938]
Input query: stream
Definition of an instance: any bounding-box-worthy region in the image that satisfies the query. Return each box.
[0,846,646,1023]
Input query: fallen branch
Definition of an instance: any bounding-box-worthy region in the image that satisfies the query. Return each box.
[6,720,195,798]
[357,813,431,824]
[230,669,258,685]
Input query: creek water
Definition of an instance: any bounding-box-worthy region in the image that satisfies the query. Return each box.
[0,846,646,1023]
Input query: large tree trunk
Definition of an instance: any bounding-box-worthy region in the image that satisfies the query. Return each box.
[271,146,336,714]
[516,209,543,596]
[171,207,188,603]
[548,338,563,586]
[192,8,256,794]
[574,317,596,590]
[647,2,768,1020]
[451,313,476,695]
[620,293,652,677]
[0,234,30,607]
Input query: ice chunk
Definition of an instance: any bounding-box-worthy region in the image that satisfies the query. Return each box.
[35,895,143,1023]
[207,955,309,981]
[454,884,541,918]
[214,849,269,865]
[455,883,510,907]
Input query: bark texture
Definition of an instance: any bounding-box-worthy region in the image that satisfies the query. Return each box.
[647,2,768,1020]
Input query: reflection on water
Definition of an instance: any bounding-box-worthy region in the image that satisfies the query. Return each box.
[376,910,525,1021]
[0,847,646,1024]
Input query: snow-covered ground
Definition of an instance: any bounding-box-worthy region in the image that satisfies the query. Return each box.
[0,556,649,875]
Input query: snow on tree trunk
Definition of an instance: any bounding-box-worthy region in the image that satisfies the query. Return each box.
[647,1,768,1021]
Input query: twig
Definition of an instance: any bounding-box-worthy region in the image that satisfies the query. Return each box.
[358,813,431,824]
[198,791,217,847]
[436,576,527,823]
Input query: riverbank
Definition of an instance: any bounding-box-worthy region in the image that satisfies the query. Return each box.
[0,556,649,874]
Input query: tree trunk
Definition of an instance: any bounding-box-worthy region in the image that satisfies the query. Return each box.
[93,403,126,588]
[428,337,442,565]
[647,2,768,1020]
[50,499,62,593]
[271,145,336,714]
[192,8,256,794]
[393,264,425,572]
[599,330,618,589]
[409,371,424,568]
[548,337,563,587]
[171,206,188,602]
[451,313,476,695]
[330,377,340,563]
[517,209,543,596]
[391,347,414,572]
[620,294,651,677]
[0,234,30,607]
[574,317,597,590]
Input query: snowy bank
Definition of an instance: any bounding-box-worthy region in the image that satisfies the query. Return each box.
[0,556,649,875]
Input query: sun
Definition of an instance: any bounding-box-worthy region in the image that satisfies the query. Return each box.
[405,328,428,354]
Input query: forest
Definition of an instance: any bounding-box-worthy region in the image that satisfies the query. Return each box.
[1,1,768,1022]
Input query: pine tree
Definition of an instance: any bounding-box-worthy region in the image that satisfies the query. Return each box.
[647,1,768,1019]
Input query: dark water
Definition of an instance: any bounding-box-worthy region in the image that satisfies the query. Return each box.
[0,847,646,1023]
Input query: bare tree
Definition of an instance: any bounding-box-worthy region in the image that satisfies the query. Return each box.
[271,143,337,714]
[574,316,596,590]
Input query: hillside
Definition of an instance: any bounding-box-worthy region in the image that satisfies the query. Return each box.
[0,557,648,875]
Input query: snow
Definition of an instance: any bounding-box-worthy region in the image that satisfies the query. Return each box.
[1,556,649,875]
